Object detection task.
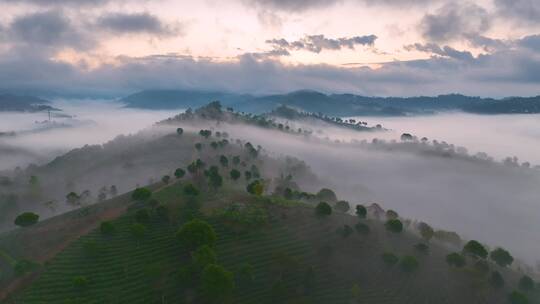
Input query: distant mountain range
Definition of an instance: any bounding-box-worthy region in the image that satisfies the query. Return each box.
[0,94,57,112]
[120,89,540,116]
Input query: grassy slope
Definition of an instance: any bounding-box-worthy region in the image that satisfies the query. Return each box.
[5,181,539,304]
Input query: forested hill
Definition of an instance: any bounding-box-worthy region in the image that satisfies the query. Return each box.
[120,89,540,116]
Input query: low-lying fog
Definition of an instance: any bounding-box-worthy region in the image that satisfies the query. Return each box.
[0,100,177,171]
[216,115,540,266]
[349,112,540,166]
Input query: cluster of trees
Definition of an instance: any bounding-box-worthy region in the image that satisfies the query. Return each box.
[176,219,235,303]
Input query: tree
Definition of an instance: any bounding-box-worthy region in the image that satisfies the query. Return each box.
[183,183,200,196]
[135,209,150,223]
[417,222,434,242]
[386,209,398,219]
[66,192,80,206]
[355,222,370,235]
[244,171,252,181]
[14,212,39,227]
[446,252,466,268]
[355,205,367,219]
[381,252,398,266]
[401,133,413,141]
[237,263,254,285]
[219,155,229,167]
[229,169,241,181]
[400,255,419,272]
[315,202,332,217]
[489,271,504,289]
[246,180,264,196]
[176,127,183,135]
[335,200,350,213]
[232,156,241,166]
[192,245,217,269]
[195,143,203,151]
[385,219,403,233]
[201,264,235,303]
[316,188,337,202]
[463,240,488,259]
[161,175,171,184]
[129,223,146,244]
[508,291,529,304]
[110,185,118,197]
[490,247,514,267]
[100,221,115,235]
[174,168,186,179]
[206,166,223,190]
[519,275,535,291]
[211,141,218,149]
[199,129,212,139]
[132,187,152,202]
[14,259,39,276]
[177,219,217,250]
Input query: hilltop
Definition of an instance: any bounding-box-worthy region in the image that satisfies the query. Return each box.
[0,94,57,113]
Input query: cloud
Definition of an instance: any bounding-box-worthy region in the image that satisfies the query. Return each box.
[518,34,540,51]
[404,43,474,61]
[4,10,93,50]
[95,12,181,36]
[0,0,108,5]
[245,0,443,12]
[419,2,491,42]
[1,33,540,98]
[266,34,377,53]
[494,0,540,25]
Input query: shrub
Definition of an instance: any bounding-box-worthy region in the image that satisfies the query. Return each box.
[14,212,39,227]
[474,260,490,276]
[72,276,88,289]
[381,252,398,266]
[315,202,332,217]
[156,205,168,219]
[490,247,514,267]
[463,240,488,259]
[230,169,241,181]
[385,219,403,233]
[355,205,367,219]
[100,221,115,235]
[14,259,38,276]
[201,264,235,303]
[399,255,419,272]
[246,180,264,196]
[176,127,183,135]
[129,223,146,241]
[237,263,255,285]
[161,175,171,184]
[354,222,370,235]
[177,219,217,250]
[446,252,466,268]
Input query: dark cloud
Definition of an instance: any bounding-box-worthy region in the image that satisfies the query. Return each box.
[266,34,377,53]
[96,12,180,36]
[404,43,475,62]
[246,0,443,12]
[4,10,92,50]
[494,0,540,25]
[419,2,490,42]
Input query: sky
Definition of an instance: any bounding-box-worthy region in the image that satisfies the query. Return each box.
[0,0,540,97]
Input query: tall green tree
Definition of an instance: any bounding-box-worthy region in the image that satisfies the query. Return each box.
[201,264,235,303]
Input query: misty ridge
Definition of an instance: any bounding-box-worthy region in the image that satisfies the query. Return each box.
[2,101,540,269]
